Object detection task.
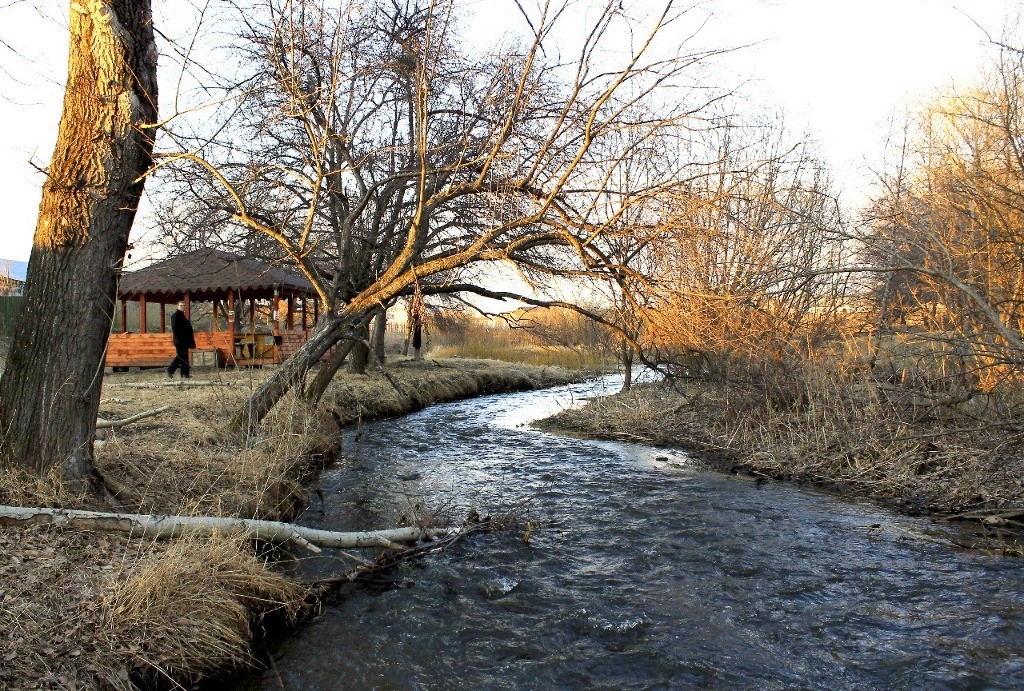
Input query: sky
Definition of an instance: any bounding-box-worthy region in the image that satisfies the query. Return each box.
[0,0,1017,262]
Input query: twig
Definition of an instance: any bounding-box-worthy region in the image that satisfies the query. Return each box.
[96,405,171,429]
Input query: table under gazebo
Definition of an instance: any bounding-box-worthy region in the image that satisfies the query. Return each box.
[106,249,322,369]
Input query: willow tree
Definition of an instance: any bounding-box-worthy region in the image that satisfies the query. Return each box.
[154,0,723,434]
[0,0,158,481]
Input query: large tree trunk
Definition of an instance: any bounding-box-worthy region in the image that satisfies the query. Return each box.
[620,339,634,393]
[412,320,424,361]
[370,306,387,364]
[348,319,371,374]
[0,0,158,481]
[305,339,355,407]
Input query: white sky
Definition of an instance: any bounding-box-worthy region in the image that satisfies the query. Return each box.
[0,0,1016,262]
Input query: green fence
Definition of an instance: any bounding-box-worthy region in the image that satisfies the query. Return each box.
[0,296,22,338]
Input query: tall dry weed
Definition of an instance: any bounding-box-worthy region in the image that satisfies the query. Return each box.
[0,462,94,509]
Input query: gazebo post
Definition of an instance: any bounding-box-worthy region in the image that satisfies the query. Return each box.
[159,302,166,333]
[184,293,191,319]
[139,295,147,333]
[272,288,280,338]
[301,297,307,330]
[227,291,236,366]
[287,296,294,330]
[313,296,319,325]
[249,297,256,342]
[120,300,127,334]
[212,300,218,332]
[272,288,280,363]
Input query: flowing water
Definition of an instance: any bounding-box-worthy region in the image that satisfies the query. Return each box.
[244,376,1024,690]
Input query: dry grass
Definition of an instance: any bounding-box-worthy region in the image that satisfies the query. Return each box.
[425,310,614,371]
[0,525,132,690]
[429,342,610,370]
[93,358,583,517]
[323,357,590,426]
[0,526,305,690]
[0,464,98,511]
[1,357,583,689]
[102,534,305,688]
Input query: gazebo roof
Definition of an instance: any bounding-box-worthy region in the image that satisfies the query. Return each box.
[118,249,317,301]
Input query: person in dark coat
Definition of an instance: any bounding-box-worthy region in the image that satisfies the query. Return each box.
[167,300,196,378]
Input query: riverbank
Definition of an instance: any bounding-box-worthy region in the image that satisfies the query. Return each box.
[0,358,587,690]
[538,380,1024,552]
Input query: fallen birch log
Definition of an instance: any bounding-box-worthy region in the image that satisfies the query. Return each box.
[96,405,171,429]
[0,505,436,553]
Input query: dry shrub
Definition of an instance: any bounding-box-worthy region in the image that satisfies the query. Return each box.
[102,534,305,687]
[721,357,1024,512]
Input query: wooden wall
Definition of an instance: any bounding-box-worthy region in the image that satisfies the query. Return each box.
[105,329,312,368]
[106,332,234,368]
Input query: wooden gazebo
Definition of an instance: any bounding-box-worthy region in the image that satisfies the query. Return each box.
[106,249,321,369]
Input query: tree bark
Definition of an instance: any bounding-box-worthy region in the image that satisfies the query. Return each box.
[402,317,412,356]
[412,321,423,361]
[304,339,355,407]
[370,306,387,364]
[0,0,158,481]
[621,339,634,393]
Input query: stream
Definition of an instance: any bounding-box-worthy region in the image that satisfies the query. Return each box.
[241,375,1024,690]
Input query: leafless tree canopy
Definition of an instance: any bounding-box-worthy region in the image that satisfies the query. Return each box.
[151,0,733,426]
[856,41,1024,396]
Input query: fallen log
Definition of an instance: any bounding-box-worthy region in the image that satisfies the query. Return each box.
[0,505,436,553]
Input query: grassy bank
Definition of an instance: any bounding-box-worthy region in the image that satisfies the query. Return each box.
[539,376,1024,552]
[0,358,586,690]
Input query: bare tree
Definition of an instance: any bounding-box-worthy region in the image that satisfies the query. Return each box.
[0,0,158,481]
[642,126,847,381]
[152,0,727,433]
[858,41,1024,395]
